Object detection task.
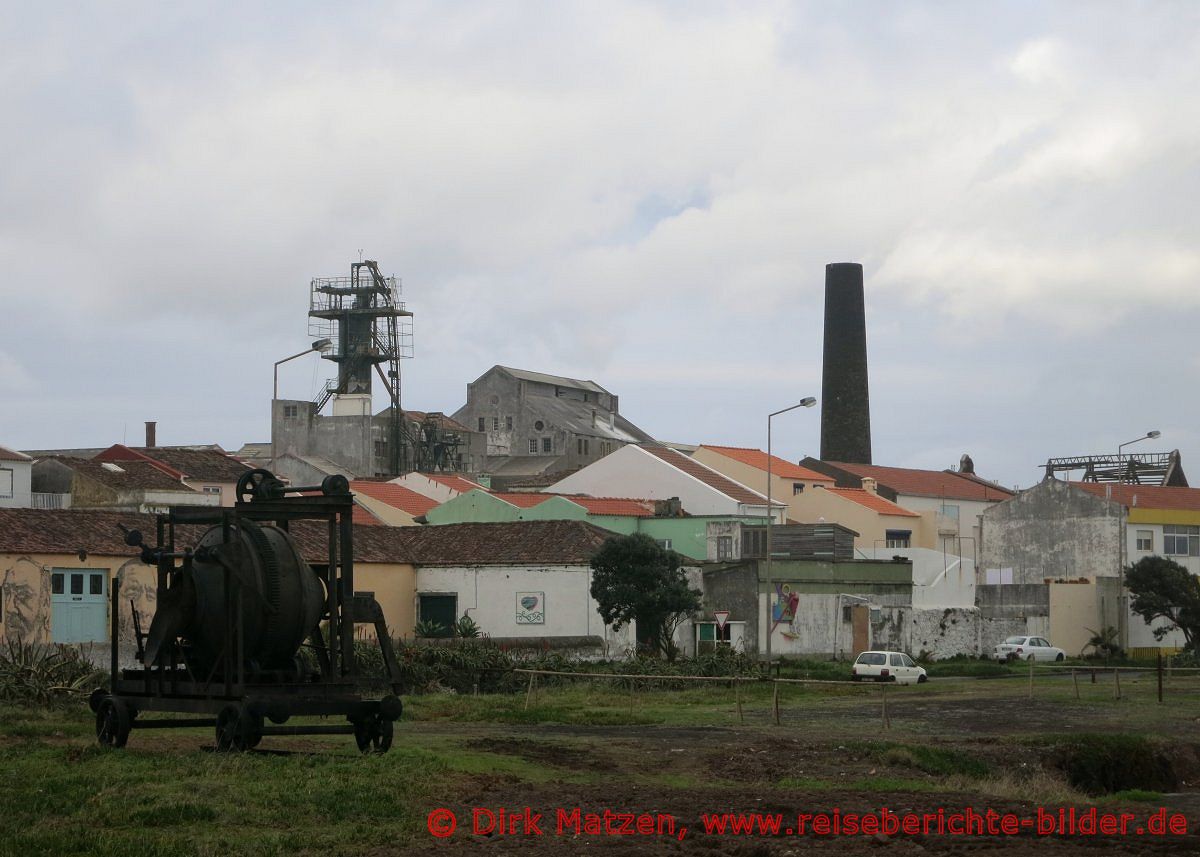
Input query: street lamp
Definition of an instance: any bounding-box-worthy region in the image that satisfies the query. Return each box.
[273,339,333,400]
[765,396,817,661]
[1118,430,1161,456]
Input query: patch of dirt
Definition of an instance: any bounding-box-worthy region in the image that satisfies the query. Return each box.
[467,737,617,771]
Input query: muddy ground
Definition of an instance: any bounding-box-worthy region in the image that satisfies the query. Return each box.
[393,688,1200,856]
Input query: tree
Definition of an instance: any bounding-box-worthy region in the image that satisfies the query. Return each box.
[1125,556,1200,652]
[589,534,701,661]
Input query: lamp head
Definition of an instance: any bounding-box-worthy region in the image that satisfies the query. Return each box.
[800,397,817,408]
[311,338,333,353]
[1147,430,1161,439]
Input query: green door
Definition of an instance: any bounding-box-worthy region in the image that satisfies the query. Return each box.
[417,594,457,637]
[51,570,108,643]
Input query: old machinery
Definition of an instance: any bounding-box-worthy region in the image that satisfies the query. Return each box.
[91,469,404,753]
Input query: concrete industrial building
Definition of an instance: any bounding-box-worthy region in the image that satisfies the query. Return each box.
[451,366,655,488]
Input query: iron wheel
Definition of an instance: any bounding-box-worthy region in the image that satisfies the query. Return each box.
[95,696,132,748]
[354,715,393,754]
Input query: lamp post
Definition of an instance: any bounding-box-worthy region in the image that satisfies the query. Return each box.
[1118,430,1160,456]
[273,339,333,400]
[765,396,817,661]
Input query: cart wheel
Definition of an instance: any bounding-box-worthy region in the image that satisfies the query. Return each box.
[354,715,393,754]
[96,696,132,748]
[215,704,260,752]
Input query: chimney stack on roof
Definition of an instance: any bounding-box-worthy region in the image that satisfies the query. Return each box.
[145,421,157,448]
[819,262,872,464]
[960,453,975,474]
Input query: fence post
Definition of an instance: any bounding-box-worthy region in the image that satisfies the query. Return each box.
[629,677,636,715]
[734,678,744,725]
[524,672,537,710]
[1157,652,1163,704]
[881,682,890,730]
[1072,668,1080,700]
[1028,656,1034,699]
[1113,667,1121,700]
[772,681,781,726]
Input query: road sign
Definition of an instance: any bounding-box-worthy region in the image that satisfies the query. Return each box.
[714,610,730,630]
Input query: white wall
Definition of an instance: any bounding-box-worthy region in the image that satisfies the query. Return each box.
[1123,522,1194,650]
[415,564,634,654]
[392,473,466,503]
[859,547,976,608]
[0,459,32,508]
[549,445,768,518]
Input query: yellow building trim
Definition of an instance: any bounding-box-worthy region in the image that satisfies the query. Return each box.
[1127,508,1200,526]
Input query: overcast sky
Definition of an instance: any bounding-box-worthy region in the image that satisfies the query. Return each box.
[2,2,1198,488]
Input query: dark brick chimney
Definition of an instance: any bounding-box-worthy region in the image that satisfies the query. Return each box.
[819,263,872,464]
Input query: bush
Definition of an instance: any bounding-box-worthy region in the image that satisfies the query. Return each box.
[0,639,106,706]
[1051,735,1177,795]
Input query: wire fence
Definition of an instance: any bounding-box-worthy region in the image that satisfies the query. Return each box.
[511,658,1200,730]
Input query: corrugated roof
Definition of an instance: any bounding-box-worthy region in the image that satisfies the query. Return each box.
[350,481,438,517]
[826,487,921,517]
[700,446,832,482]
[810,459,1014,502]
[1072,482,1200,511]
[0,444,32,462]
[639,445,773,506]
[497,366,609,395]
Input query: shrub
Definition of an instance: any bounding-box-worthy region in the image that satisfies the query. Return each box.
[0,639,106,706]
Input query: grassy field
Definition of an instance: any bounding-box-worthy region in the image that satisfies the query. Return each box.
[3,671,1200,856]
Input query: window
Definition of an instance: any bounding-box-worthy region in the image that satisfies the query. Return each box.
[534,420,545,431]
[505,416,513,431]
[283,405,298,419]
[51,573,64,594]
[655,539,673,550]
[940,503,960,520]
[1136,530,1153,552]
[792,483,804,495]
[890,654,904,667]
[901,654,916,668]
[542,437,552,453]
[1164,525,1200,557]
[90,575,104,595]
[373,439,388,457]
[202,486,221,495]
[716,535,734,560]
[70,574,83,595]
[885,529,911,548]
[492,416,500,432]
[477,417,485,432]
[741,527,766,558]
[417,594,458,638]
[528,439,538,454]
[855,652,886,665]
[577,438,589,455]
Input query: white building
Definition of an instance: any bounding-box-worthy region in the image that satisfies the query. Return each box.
[0,445,32,509]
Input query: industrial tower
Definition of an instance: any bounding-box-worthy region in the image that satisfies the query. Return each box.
[308,260,413,475]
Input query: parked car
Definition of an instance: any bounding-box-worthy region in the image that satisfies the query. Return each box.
[991,635,1065,662]
[850,650,928,684]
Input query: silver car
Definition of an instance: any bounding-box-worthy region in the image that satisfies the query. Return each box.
[992,635,1065,662]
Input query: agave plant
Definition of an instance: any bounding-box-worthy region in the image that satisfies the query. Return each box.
[0,638,106,706]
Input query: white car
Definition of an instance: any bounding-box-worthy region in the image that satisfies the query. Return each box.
[992,635,1065,662]
[850,651,928,684]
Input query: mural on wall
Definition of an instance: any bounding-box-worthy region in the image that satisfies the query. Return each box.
[516,592,545,625]
[2,558,51,643]
[771,583,801,641]
[116,559,157,647]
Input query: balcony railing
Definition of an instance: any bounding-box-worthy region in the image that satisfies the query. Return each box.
[31,492,71,509]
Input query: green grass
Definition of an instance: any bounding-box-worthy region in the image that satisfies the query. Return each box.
[855,741,990,779]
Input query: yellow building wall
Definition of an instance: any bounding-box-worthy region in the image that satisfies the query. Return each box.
[354,495,420,526]
[2,550,417,648]
[354,562,418,638]
[0,551,156,647]
[691,449,828,522]
[1048,581,1103,657]
[1127,508,1200,526]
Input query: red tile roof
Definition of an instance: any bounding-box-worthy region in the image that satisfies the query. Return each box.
[567,497,657,517]
[826,487,921,517]
[39,456,191,492]
[392,520,612,566]
[0,444,32,462]
[352,504,384,526]
[639,445,773,506]
[424,473,486,493]
[1072,483,1200,512]
[490,492,556,509]
[817,461,1014,502]
[351,481,439,517]
[699,445,833,482]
